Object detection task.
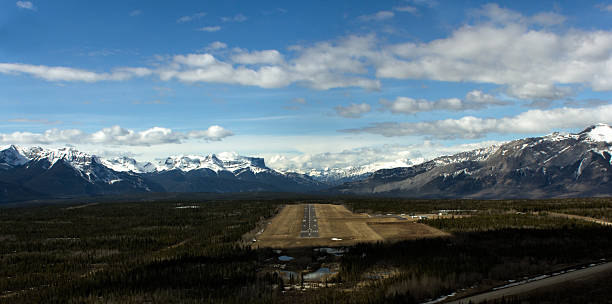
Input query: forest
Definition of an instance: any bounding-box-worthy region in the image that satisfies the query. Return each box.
[1,196,612,303]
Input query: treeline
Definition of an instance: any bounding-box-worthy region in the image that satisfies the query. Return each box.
[344,197,612,214]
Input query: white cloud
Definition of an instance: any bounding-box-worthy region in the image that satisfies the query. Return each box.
[358,11,395,22]
[221,14,247,22]
[177,12,206,23]
[231,49,284,65]
[16,1,35,10]
[129,10,142,17]
[530,12,566,26]
[166,53,292,88]
[0,63,151,82]
[197,26,221,32]
[343,104,612,139]
[506,83,573,100]
[465,90,502,104]
[187,125,234,141]
[394,6,417,14]
[0,125,233,146]
[381,90,508,114]
[601,4,612,12]
[380,15,612,98]
[335,103,372,118]
[207,41,227,50]
[161,36,380,90]
[3,4,611,96]
[267,140,499,172]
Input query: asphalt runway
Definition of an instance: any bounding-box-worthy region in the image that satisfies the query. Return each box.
[300,204,319,237]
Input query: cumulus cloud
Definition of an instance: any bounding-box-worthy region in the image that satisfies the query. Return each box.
[197,26,221,32]
[381,90,508,114]
[231,49,284,65]
[16,1,35,10]
[0,63,151,82]
[187,125,234,141]
[158,5,612,94]
[0,125,233,146]
[159,35,380,90]
[358,11,395,21]
[335,103,372,118]
[379,5,612,98]
[343,104,612,139]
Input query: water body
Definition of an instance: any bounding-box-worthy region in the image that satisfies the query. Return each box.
[278,255,294,261]
[304,267,334,281]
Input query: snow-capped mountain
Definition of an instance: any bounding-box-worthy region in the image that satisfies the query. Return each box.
[336,124,612,198]
[303,159,418,186]
[0,145,324,202]
[0,145,29,169]
[3,124,612,202]
[101,156,157,173]
[0,146,157,201]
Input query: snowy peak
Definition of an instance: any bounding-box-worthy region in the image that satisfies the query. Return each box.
[154,153,270,174]
[5,146,99,171]
[101,157,156,173]
[0,145,29,168]
[579,123,612,143]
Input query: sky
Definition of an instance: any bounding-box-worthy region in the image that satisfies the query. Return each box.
[1,0,612,172]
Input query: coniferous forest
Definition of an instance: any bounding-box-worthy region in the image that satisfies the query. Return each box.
[2,197,612,303]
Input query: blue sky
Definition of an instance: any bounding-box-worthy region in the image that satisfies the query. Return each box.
[1,0,611,171]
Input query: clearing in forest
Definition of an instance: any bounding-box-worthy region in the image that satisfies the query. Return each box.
[255,204,448,248]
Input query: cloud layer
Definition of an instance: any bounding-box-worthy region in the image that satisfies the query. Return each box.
[381,90,509,114]
[0,63,151,82]
[0,125,233,146]
[267,141,499,172]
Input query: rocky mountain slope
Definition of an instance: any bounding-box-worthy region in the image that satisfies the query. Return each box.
[335,124,612,198]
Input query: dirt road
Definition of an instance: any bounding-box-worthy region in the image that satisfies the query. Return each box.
[546,211,612,226]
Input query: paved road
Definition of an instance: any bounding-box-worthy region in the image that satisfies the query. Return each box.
[447,261,612,304]
[300,204,319,238]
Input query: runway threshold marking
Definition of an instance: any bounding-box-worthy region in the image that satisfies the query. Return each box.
[300,204,319,238]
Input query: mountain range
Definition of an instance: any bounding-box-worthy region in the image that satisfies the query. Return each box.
[336,123,612,198]
[1,124,612,202]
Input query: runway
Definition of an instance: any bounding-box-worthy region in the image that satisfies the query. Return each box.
[300,204,319,237]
